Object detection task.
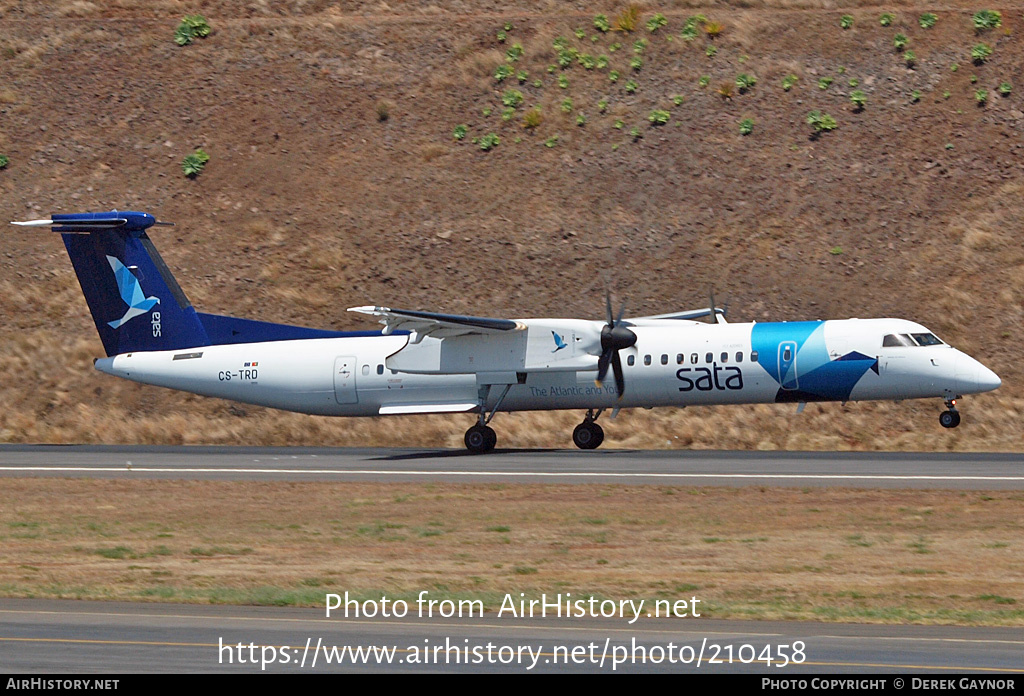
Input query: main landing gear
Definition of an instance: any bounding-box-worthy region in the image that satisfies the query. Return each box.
[573,409,605,450]
[939,398,961,429]
[465,424,497,453]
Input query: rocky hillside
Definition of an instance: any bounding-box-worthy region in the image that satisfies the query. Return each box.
[0,1,1020,449]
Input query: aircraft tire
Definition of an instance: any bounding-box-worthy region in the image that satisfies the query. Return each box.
[573,422,604,450]
[465,424,497,453]
[939,410,961,429]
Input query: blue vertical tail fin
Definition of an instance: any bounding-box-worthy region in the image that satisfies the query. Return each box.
[15,211,211,357]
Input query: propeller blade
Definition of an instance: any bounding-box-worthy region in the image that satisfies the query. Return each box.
[605,291,614,326]
[615,297,628,326]
[595,349,612,386]
[612,350,625,398]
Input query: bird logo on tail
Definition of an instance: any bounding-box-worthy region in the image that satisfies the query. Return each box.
[105,255,160,329]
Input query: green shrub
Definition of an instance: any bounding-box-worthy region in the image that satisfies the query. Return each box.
[647,14,667,32]
[596,55,609,69]
[181,148,210,177]
[625,79,638,93]
[904,50,916,67]
[594,14,611,32]
[175,14,210,46]
[705,44,717,57]
[648,109,670,125]
[574,28,586,40]
[818,77,833,90]
[496,29,506,43]
[782,74,799,91]
[735,73,757,92]
[971,43,993,63]
[630,56,643,70]
[609,70,620,82]
[972,10,1001,31]
[478,133,500,151]
[598,99,609,112]
[452,124,468,141]
[806,110,837,133]
[0,154,8,169]
[919,12,937,28]
[849,90,867,109]
[494,64,513,82]
[506,43,524,62]
[699,75,711,87]
[558,74,569,89]
[629,126,642,140]
[544,136,558,148]
[673,94,684,106]
[502,89,524,108]
[738,118,754,135]
[576,113,587,126]
[560,97,573,113]
[517,70,528,83]
[501,107,515,121]
[998,81,1012,96]
[893,33,908,49]
[975,88,988,104]
[613,119,624,129]
[840,15,854,29]
[879,13,894,27]
[911,90,921,102]
[633,38,647,54]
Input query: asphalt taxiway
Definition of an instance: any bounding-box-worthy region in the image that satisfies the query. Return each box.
[2,599,1022,674]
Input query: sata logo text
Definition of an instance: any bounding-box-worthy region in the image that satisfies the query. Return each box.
[151,311,161,337]
[676,364,744,392]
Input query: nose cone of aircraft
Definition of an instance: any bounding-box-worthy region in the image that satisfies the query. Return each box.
[956,354,1001,394]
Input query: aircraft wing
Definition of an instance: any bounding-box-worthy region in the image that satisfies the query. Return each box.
[348,306,524,341]
[625,307,726,324]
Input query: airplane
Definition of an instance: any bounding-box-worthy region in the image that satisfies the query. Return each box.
[12,210,1001,453]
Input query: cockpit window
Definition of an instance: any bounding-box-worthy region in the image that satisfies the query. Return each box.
[911,332,944,346]
[883,334,913,347]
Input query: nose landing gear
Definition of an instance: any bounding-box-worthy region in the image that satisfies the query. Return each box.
[573,409,605,450]
[939,399,961,429]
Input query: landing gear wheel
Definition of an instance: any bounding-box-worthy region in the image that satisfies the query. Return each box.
[465,424,497,453]
[939,410,961,429]
[573,422,605,450]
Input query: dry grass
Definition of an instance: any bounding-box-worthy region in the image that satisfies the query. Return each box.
[1,479,1021,624]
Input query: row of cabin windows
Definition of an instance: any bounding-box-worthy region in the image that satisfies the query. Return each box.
[627,351,759,367]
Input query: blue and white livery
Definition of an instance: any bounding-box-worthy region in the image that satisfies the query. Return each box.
[12,210,1001,452]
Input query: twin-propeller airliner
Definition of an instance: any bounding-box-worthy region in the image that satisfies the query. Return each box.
[12,210,1001,452]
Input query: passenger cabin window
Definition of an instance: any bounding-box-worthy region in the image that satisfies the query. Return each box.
[377,364,384,375]
[644,354,652,366]
[705,352,713,363]
[783,347,792,361]
[361,364,370,376]
[676,354,684,365]
[690,353,698,364]
[661,354,668,365]
[751,351,759,361]
[627,355,635,366]
[721,352,728,363]
[735,351,743,363]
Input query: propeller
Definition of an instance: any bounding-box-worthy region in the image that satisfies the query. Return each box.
[595,292,638,398]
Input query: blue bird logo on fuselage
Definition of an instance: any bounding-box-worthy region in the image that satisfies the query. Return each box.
[551,331,568,353]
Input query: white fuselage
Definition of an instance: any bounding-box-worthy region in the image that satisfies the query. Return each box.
[93,318,1000,417]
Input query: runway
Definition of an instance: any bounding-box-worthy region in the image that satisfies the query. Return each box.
[0,445,1021,489]
[2,599,1022,674]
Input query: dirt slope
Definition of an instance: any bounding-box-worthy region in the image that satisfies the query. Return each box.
[0,1,1020,449]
